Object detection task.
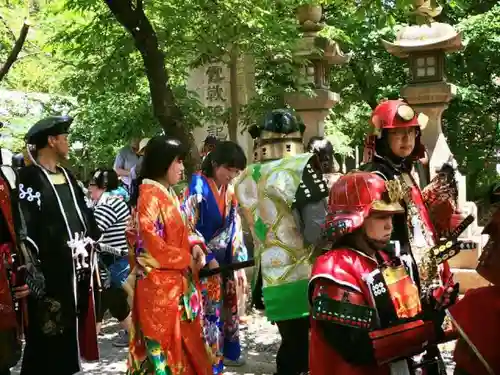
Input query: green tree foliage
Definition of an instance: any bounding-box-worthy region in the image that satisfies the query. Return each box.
[323,1,500,199]
[1,0,499,199]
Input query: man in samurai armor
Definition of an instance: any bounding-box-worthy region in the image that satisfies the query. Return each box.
[446,184,500,375]
[309,171,460,375]
[18,116,101,375]
[234,109,331,375]
[0,159,32,375]
[360,99,472,298]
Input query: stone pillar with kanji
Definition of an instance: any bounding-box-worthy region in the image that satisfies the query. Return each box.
[382,1,489,292]
[285,4,349,144]
[187,56,255,159]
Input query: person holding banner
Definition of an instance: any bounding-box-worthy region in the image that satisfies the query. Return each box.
[184,140,248,373]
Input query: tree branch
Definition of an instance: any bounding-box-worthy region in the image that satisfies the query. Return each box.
[136,0,143,12]
[0,14,17,42]
[0,20,30,82]
[103,0,199,169]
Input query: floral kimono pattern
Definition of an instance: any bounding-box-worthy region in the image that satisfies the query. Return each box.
[126,179,211,375]
[185,173,248,374]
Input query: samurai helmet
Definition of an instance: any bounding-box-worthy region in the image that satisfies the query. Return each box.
[363,99,428,163]
[324,171,404,244]
[249,109,306,162]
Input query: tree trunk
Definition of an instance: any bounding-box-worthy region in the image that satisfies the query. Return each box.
[228,45,239,142]
[103,0,200,171]
[0,20,30,82]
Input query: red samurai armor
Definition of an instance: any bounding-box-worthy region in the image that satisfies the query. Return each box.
[309,172,459,375]
[447,202,500,375]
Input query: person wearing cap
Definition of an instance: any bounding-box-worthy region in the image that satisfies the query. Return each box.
[309,171,459,375]
[113,137,141,191]
[17,116,101,375]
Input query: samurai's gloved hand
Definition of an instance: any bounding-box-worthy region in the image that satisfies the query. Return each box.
[429,283,460,311]
[422,283,460,339]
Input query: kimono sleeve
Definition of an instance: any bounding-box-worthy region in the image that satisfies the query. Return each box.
[17,168,42,255]
[232,203,248,262]
[182,178,207,250]
[137,190,191,270]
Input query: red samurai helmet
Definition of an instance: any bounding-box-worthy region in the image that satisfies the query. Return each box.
[323,171,404,243]
[363,99,429,163]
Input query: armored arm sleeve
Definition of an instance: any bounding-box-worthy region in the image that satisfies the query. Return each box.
[311,278,438,366]
[310,278,376,365]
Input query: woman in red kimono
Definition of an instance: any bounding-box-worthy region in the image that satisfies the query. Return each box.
[309,172,460,375]
[126,136,212,375]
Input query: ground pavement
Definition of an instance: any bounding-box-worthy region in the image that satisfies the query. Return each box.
[12,309,456,374]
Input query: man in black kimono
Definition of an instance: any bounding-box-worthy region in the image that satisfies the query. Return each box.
[18,116,101,375]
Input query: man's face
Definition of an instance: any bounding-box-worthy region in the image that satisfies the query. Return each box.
[48,134,70,159]
[363,211,394,249]
[130,138,140,153]
[387,127,417,158]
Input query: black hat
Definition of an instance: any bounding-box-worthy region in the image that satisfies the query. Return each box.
[25,115,73,145]
[248,109,305,139]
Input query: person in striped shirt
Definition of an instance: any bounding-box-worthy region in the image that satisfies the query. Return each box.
[88,169,132,347]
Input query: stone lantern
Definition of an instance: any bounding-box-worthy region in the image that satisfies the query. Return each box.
[285,4,349,144]
[382,4,489,292]
[382,19,462,178]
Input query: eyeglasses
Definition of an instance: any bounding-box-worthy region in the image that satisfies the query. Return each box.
[387,128,417,138]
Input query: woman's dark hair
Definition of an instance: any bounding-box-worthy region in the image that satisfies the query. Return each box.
[90,169,119,192]
[130,135,186,205]
[201,141,247,178]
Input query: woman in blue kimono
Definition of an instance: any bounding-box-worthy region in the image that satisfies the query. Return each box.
[185,141,248,374]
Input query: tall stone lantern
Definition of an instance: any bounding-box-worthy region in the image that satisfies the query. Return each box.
[285,4,349,144]
[382,7,462,181]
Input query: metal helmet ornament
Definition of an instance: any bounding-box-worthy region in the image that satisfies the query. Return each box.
[249,109,306,162]
[323,171,405,244]
[363,99,428,163]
